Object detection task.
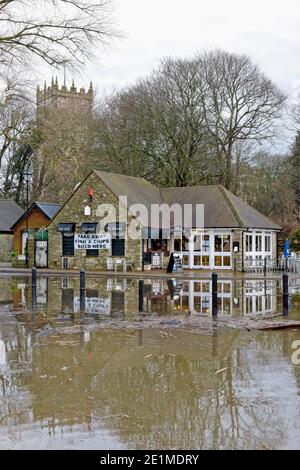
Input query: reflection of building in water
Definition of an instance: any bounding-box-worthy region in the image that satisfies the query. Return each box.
[243,280,277,315]
[139,279,233,316]
[21,276,279,319]
[7,275,280,326]
[46,277,138,319]
[180,280,232,316]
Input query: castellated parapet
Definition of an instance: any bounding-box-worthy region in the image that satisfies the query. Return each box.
[36,77,93,118]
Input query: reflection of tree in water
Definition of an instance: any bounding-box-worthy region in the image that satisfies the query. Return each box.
[26,329,298,449]
[89,333,286,449]
[1,308,300,449]
[0,315,32,428]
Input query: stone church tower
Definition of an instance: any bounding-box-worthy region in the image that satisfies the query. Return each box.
[33,78,95,203]
[36,77,94,119]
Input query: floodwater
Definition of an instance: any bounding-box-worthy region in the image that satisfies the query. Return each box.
[0,275,300,450]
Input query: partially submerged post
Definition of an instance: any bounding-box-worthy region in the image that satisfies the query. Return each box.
[31,267,37,310]
[139,280,144,313]
[212,272,218,319]
[80,269,86,312]
[283,272,289,317]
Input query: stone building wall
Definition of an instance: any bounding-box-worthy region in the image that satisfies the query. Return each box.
[0,234,13,262]
[47,172,143,271]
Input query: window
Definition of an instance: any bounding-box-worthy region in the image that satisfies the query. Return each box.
[265,235,271,252]
[213,234,231,267]
[214,236,222,252]
[223,256,231,267]
[112,238,125,256]
[194,236,201,251]
[246,234,253,252]
[83,222,99,258]
[214,256,222,266]
[223,235,230,252]
[256,235,262,252]
[62,233,74,256]
[202,235,210,252]
[182,255,189,266]
[182,235,189,251]
[202,256,210,266]
[194,255,201,266]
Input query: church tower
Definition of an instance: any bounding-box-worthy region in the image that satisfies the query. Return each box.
[36,77,94,120]
[33,78,95,203]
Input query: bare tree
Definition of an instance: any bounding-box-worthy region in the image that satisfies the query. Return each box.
[95,58,212,187]
[0,1,119,71]
[197,50,286,190]
[0,76,33,168]
[0,75,34,203]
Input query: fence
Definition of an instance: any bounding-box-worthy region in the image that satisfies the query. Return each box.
[234,257,300,275]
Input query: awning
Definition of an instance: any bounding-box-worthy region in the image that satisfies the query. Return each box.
[57,223,75,233]
[105,222,126,238]
[81,222,98,233]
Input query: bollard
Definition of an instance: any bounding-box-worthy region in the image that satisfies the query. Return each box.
[139,280,144,313]
[31,267,37,311]
[212,272,218,319]
[283,272,289,317]
[80,269,86,312]
[32,267,37,288]
[234,258,237,274]
[80,269,86,291]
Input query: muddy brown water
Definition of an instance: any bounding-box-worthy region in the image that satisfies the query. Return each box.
[0,275,300,450]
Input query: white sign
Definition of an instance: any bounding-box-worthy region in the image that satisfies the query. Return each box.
[74,233,111,250]
[84,205,92,216]
[74,297,111,314]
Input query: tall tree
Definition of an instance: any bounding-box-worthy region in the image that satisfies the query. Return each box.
[197,50,286,190]
[0,77,34,201]
[95,58,213,187]
[94,51,286,190]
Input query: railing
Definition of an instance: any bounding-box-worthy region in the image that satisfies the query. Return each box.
[234,257,300,275]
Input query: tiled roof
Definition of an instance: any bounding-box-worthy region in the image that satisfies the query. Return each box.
[94,171,280,230]
[0,200,23,232]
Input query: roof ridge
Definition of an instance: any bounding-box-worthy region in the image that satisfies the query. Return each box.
[94,170,152,184]
[161,184,222,191]
[218,186,244,228]
[36,201,61,205]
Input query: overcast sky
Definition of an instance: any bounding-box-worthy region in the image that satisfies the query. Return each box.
[66,0,300,99]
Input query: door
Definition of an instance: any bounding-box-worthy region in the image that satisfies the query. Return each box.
[35,240,48,268]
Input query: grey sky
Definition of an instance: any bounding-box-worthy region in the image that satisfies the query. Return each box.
[74,0,300,98]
